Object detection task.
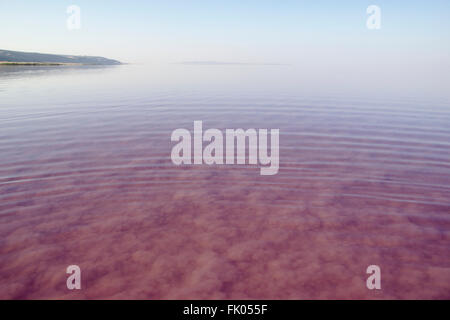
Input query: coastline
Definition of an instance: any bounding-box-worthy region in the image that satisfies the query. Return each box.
[0,62,113,66]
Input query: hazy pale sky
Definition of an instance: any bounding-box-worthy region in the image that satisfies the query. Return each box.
[1,0,449,64]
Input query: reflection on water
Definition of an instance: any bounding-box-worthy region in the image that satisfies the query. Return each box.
[0,65,449,299]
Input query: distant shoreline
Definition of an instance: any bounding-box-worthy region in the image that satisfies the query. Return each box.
[0,62,85,66]
[0,49,121,66]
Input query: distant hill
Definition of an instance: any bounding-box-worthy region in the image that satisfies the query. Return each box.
[0,49,121,65]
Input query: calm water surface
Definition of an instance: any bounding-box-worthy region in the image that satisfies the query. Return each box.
[0,65,449,299]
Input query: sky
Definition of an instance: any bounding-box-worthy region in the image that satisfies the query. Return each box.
[1,0,449,65]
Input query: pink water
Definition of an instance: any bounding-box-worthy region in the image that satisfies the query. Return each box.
[0,65,449,299]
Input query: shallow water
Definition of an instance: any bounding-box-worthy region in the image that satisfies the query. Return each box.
[0,64,449,299]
